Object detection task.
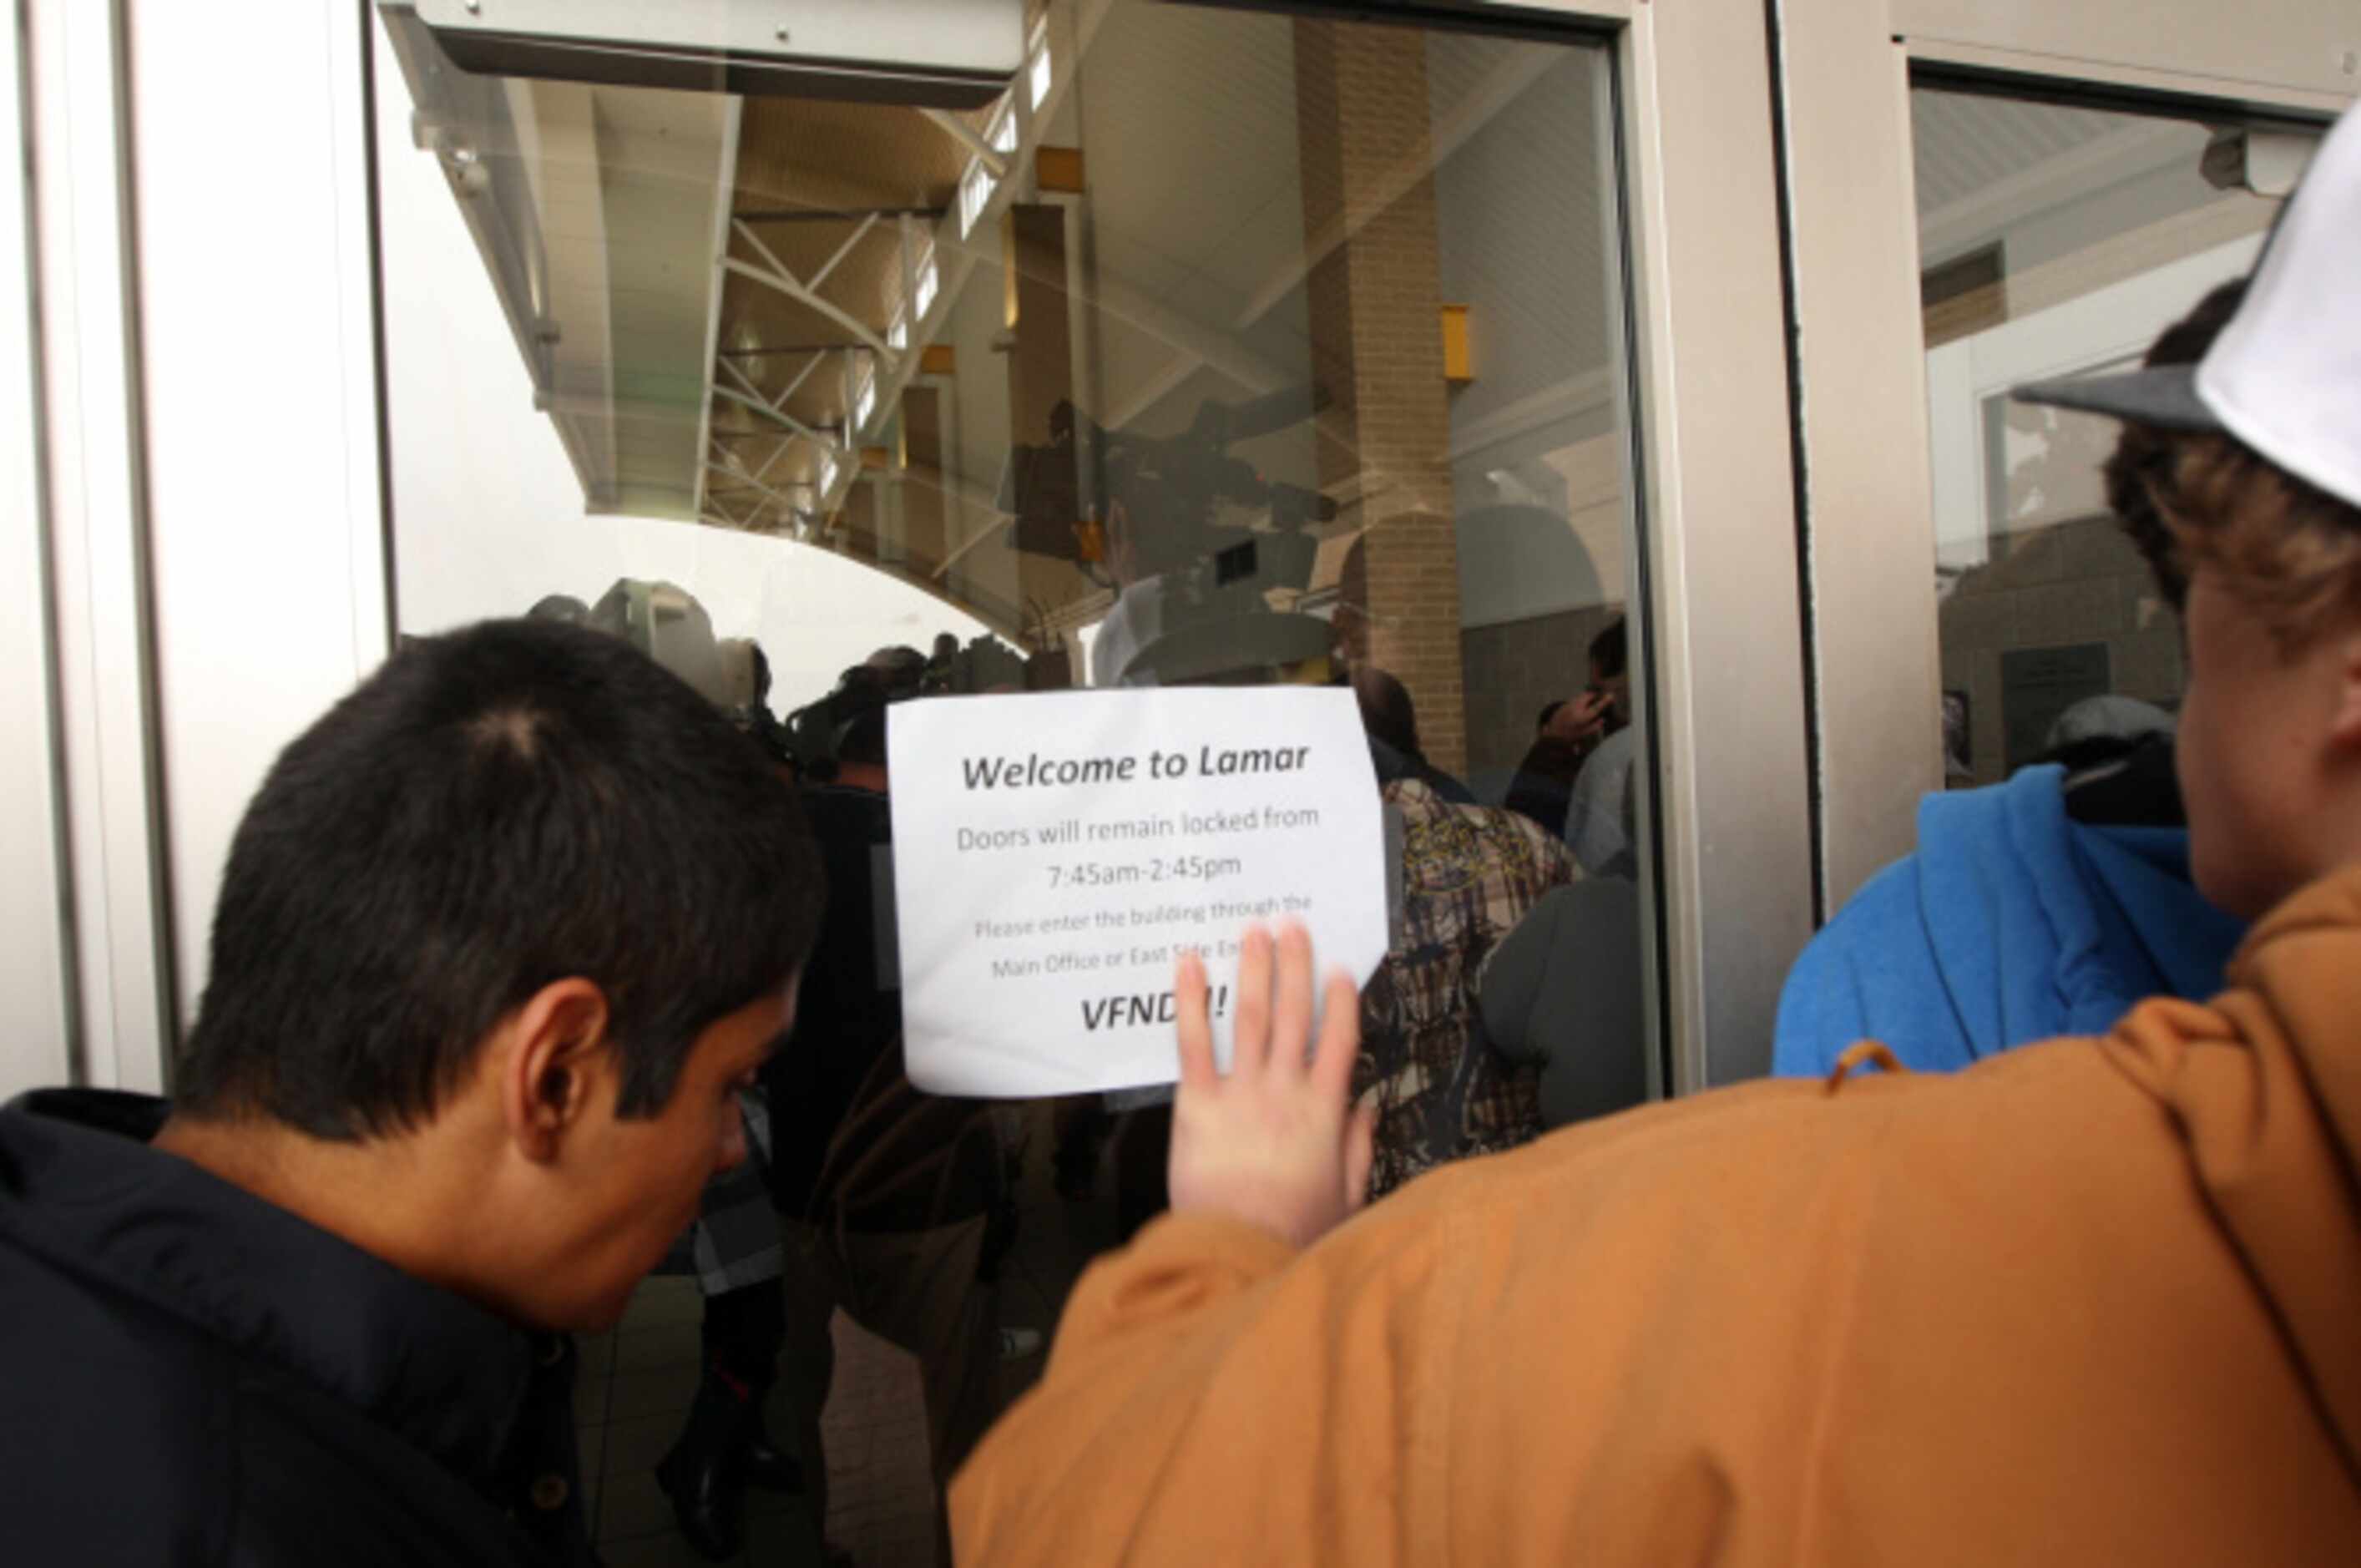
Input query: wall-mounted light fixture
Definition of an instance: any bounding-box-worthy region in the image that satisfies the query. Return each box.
[1440,303,1474,385]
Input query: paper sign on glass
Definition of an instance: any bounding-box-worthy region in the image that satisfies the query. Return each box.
[887,687,1388,1097]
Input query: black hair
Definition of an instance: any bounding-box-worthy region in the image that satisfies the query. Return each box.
[174,618,825,1141]
[839,704,890,768]
[1351,666,1420,760]
[1588,619,1627,680]
[824,662,905,770]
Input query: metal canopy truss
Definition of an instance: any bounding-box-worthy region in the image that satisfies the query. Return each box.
[919,106,1010,176]
[725,220,899,364]
[392,0,1146,635]
[700,0,1333,612]
[701,461,813,529]
[693,3,1101,579]
[716,358,829,443]
[807,212,882,294]
[714,382,827,448]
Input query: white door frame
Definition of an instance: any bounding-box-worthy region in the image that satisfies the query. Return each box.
[1777,0,2356,915]
[4,0,393,1096]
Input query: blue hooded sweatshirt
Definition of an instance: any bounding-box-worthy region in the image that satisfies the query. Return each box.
[1772,766,2247,1077]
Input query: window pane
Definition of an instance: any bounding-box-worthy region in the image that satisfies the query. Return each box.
[374,5,1646,1544]
[1914,88,2320,784]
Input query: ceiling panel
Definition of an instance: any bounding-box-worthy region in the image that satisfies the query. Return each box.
[1913,92,2131,216]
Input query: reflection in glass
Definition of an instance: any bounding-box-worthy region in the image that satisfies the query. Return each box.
[1914,89,2318,787]
[375,5,1646,1555]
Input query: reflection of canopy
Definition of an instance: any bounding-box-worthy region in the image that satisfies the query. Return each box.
[378,3,1064,645]
[380,5,1657,655]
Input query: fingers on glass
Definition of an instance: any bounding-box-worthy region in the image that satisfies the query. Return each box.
[1175,947,1216,1090]
[1272,922,1314,1077]
[1311,967,1360,1099]
[1232,924,1273,1078]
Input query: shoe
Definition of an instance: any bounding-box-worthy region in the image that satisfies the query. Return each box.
[655,1436,745,1561]
[998,1326,1044,1361]
[739,1409,806,1494]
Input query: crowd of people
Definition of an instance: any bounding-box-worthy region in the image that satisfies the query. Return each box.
[3,97,2358,1568]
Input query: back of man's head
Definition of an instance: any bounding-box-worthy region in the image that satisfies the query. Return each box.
[1352,666,1420,760]
[1588,620,1628,682]
[175,617,824,1141]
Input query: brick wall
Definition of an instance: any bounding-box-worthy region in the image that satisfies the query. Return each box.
[1939,514,2182,786]
[1294,18,1467,775]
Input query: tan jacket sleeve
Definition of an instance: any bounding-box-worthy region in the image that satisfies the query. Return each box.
[948,1026,2360,1568]
[945,1073,1847,1568]
[949,1207,1451,1567]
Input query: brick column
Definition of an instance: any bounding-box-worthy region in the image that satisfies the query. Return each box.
[1294,18,1465,773]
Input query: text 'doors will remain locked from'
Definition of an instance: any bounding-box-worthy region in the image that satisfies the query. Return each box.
[888,686,1388,1096]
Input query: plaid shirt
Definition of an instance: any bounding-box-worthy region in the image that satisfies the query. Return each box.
[1354,779,1579,1200]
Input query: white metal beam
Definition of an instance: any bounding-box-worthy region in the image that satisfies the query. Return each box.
[723,249,894,362]
[852,0,1110,478]
[690,96,744,526]
[713,380,826,445]
[704,461,812,517]
[807,211,881,295]
[773,348,829,411]
[920,106,1009,177]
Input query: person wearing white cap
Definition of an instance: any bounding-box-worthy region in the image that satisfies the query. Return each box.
[948,104,2361,1566]
[1770,280,2256,1080]
[2011,104,2361,925]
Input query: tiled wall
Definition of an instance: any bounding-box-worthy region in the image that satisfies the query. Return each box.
[1459,602,1625,803]
[1939,513,2182,787]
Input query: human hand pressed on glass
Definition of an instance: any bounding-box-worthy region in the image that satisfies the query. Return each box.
[1167,924,1376,1250]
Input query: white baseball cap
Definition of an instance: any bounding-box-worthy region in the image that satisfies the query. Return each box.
[2015,104,2361,512]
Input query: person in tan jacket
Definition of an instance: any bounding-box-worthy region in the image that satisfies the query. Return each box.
[949,104,2361,1565]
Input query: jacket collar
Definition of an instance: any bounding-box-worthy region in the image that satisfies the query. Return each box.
[2106,867,2361,1482]
[0,1088,541,1485]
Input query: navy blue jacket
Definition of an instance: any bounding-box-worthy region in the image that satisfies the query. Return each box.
[0,1089,592,1565]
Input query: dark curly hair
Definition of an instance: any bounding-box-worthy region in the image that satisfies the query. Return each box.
[2104,279,2361,648]
[2100,280,2247,614]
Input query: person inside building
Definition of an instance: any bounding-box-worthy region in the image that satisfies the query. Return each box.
[655,1096,808,1560]
[0,618,823,1566]
[1504,617,1630,854]
[1475,875,1650,1129]
[948,101,2361,1565]
[1351,665,1477,804]
[1565,706,1641,879]
[766,660,1036,1564]
[1772,279,2254,1078]
[1350,670,1580,1196]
